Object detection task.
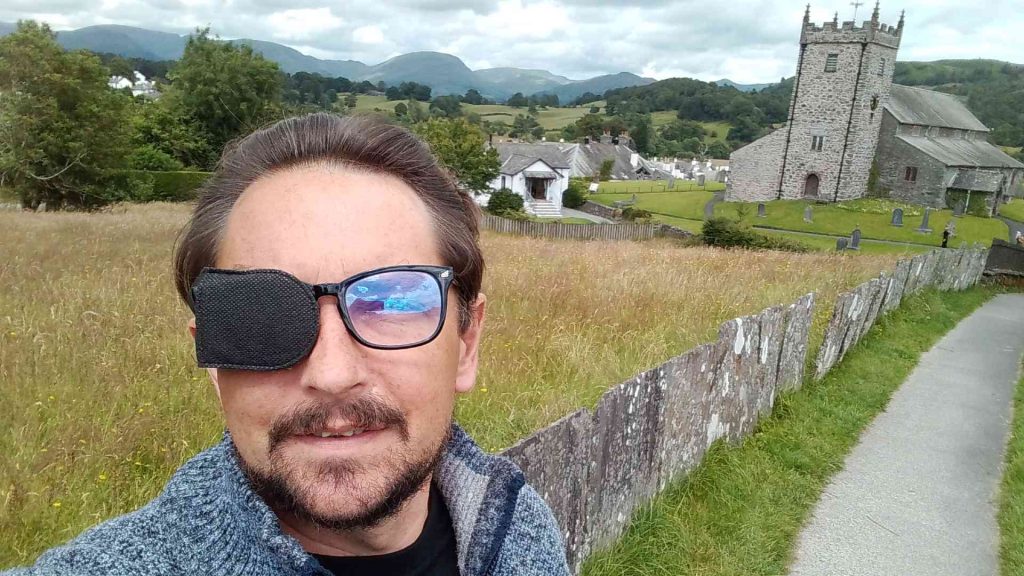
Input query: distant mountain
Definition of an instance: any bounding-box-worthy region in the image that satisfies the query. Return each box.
[362,52,487,97]
[0,22,656,100]
[475,67,573,96]
[540,72,657,103]
[713,78,775,92]
[56,24,185,61]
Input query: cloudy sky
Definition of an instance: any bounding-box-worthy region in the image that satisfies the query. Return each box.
[2,0,1021,84]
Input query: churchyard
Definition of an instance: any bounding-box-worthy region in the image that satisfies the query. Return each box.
[0,202,898,567]
[587,189,1009,251]
[1001,198,1024,223]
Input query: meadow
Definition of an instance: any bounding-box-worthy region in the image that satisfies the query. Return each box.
[0,203,897,567]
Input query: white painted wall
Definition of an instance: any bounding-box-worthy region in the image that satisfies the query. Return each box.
[488,160,569,210]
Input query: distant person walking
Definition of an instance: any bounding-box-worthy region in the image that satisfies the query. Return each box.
[942,222,956,248]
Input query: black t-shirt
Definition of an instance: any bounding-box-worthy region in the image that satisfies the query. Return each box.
[313,483,459,576]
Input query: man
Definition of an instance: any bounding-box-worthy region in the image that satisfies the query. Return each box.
[8,113,569,575]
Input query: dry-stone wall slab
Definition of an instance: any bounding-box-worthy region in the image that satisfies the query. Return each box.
[586,367,666,554]
[778,293,815,392]
[757,306,786,417]
[904,254,926,295]
[715,315,763,440]
[882,259,911,313]
[837,281,872,363]
[858,277,888,342]
[656,343,719,492]
[815,290,854,380]
[502,409,592,571]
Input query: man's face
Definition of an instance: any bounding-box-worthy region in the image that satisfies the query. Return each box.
[205,165,482,529]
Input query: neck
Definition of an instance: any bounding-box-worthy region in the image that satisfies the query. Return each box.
[274,476,433,557]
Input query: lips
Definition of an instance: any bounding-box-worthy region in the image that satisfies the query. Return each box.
[299,421,387,439]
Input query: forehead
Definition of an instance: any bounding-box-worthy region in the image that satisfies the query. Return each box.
[216,165,442,282]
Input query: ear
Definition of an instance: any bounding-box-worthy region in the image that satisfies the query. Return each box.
[189,317,222,402]
[454,293,486,394]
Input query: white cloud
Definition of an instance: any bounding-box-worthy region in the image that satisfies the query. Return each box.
[264,8,342,41]
[352,24,383,44]
[1,1,1022,83]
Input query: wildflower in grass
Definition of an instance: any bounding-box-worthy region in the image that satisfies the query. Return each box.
[98,473,107,481]
[51,501,61,509]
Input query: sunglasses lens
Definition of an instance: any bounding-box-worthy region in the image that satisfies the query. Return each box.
[344,270,444,347]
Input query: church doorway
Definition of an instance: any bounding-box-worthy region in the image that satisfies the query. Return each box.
[803,174,820,199]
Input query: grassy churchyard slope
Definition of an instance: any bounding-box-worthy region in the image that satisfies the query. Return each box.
[1000,361,1024,575]
[1000,198,1024,223]
[0,203,898,567]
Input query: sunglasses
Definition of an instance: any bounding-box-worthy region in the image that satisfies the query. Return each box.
[191,265,455,371]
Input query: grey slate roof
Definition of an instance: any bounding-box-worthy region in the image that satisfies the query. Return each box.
[494,143,569,175]
[557,141,644,180]
[896,135,1024,169]
[886,85,989,132]
[950,169,1005,193]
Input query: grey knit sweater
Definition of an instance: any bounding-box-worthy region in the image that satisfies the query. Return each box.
[5,426,569,575]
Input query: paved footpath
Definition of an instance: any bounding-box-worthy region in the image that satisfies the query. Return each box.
[789,294,1024,576]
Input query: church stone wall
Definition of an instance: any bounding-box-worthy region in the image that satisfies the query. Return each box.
[725,129,786,202]
[877,134,948,208]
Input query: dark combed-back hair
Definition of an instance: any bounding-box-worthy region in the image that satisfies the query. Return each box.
[173,113,484,331]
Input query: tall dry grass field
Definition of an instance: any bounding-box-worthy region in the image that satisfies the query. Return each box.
[0,204,896,567]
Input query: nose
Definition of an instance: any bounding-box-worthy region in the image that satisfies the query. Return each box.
[299,296,368,396]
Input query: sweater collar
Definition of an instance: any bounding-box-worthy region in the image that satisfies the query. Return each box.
[194,424,525,576]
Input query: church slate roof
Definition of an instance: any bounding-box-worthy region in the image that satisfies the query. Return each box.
[886,85,989,132]
[896,135,1024,169]
[495,143,570,175]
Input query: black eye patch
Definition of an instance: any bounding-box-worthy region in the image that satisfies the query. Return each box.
[191,268,320,371]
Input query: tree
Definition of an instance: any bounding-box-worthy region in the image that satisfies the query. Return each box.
[168,29,283,163]
[344,92,358,108]
[510,114,541,139]
[130,95,214,169]
[385,86,403,100]
[414,118,499,192]
[0,21,134,209]
[598,158,615,181]
[706,141,733,159]
[406,99,429,123]
[626,113,653,154]
[429,95,462,117]
[462,89,484,105]
[393,102,408,117]
[530,125,545,140]
[726,115,763,145]
[507,92,528,107]
[573,114,606,140]
[589,105,600,114]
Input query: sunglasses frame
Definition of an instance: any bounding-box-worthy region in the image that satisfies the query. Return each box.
[195,264,456,355]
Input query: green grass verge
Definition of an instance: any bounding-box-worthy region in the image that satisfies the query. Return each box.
[1000,198,1024,223]
[589,189,717,222]
[715,199,1007,248]
[582,285,1001,576]
[999,359,1024,574]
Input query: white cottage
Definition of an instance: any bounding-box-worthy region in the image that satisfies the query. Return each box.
[490,143,570,218]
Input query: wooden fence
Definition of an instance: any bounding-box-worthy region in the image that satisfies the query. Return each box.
[480,214,661,241]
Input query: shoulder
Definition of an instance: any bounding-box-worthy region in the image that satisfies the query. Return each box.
[491,483,570,576]
[4,443,231,576]
[4,503,178,575]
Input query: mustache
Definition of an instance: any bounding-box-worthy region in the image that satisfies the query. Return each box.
[268,396,409,450]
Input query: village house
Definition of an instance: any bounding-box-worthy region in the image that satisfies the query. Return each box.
[489,137,659,217]
[726,4,1023,215]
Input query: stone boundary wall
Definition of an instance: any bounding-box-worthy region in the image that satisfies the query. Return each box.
[499,245,988,573]
[814,246,988,379]
[577,200,619,220]
[480,214,693,242]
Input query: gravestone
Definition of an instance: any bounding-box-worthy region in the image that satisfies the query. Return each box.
[668,176,676,189]
[916,207,933,233]
[588,182,599,193]
[836,237,849,251]
[953,201,965,217]
[891,208,903,227]
[757,203,767,218]
[803,205,813,223]
[850,228,862,251]
[697,174,706,187]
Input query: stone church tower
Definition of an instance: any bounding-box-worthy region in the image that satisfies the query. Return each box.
[727,4,903,202]
[779,3,902,200]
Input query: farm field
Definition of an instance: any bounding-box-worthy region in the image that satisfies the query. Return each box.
[0,203,898,567]
[1000,198,1024,223]
[649,112,731,143]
